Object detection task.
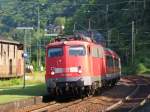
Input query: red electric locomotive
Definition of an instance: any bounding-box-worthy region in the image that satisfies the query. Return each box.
[45,34,121,96]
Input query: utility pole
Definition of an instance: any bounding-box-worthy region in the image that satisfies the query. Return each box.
[88,18,91,31]
[73,22,76,32]
[107,29,112,47]
[39,40,41,67]
[37,6,40,31]
[117,31,120,45]
[23,29,27,88]
[16,27,33,88]
[29,31,32,65]
[88,18,94,39]
[37,4,41,70]
[106,4,109,47]
[132,21,135,64]
[144,0,146,9]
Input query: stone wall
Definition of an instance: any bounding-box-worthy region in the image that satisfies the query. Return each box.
[0,42,24,77]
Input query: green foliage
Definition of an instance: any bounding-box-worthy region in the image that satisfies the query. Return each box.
[32,60,38,71]
[54,17,66,26]
[64,17,74,34]
[0,78,22,87]
[0,0,150,75]
[135,63,148,74]
[10,78,21,85]
[65,0,150,75]
[122,65,136,75]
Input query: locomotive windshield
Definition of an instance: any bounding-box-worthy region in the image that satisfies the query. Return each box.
[69,46,86,56]
[48,47,63,57]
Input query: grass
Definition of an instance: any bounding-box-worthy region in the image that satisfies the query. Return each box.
[0,78,22,88]
[0,71,45,88]
[0,71,47,104]
[0,83,46,104]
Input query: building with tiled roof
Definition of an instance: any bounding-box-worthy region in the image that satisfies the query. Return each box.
[0,36,24,78]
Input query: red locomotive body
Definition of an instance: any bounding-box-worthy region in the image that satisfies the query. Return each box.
[45,35,121,96]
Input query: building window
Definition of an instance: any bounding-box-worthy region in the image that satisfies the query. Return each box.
[14,45,16,58]
[8,44,9,57]
[4,51,6,65]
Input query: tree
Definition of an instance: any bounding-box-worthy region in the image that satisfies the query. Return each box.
[54,17,66,26]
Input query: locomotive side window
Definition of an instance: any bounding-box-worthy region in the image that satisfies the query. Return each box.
[69,46,86,56]
[99,48,103,57]
[92,47,100,57]
[48,47,63,57]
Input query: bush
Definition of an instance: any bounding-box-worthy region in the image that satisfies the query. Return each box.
[122,65,136,75]
[135,63,148,74]
[10,79,21,85]
[0,78,22,87]
[32,60,38,71]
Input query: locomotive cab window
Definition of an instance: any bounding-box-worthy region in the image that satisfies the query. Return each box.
[69,46,86,56]
[48,47,63,57]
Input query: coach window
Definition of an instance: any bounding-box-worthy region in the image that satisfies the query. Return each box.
[69,46,86,56]
[106,56,113,67]
[8,44,9,57]
[114,58,119,67]
[48,47,63,57]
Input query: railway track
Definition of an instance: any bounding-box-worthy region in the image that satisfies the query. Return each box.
[105,76,150,112]
[15,75,150,112]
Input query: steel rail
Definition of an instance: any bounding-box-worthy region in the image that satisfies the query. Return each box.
[128,76,150,112]
[105,77,140,112]
[106,76,150,112]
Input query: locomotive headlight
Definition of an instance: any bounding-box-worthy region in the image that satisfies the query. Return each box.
[50,67,55,75]
[78,69,82,73]
[51,71,55,75]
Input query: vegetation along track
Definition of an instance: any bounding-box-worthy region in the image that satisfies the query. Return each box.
[15,75,150,112]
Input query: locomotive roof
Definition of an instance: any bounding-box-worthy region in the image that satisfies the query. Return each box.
[47,33,105,48]
[47,40,93,47]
